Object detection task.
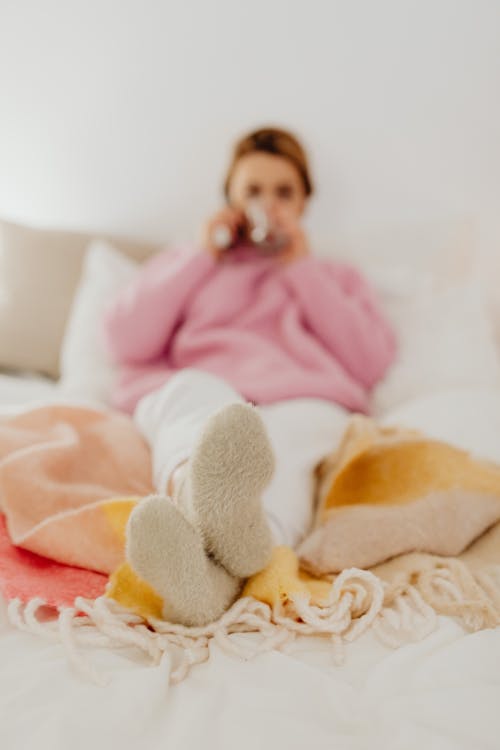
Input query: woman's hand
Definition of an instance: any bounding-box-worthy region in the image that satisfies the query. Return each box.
[201,207,245,260]
[269,206,310,264]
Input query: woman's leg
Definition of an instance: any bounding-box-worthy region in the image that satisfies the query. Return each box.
[134,368,246,494]
[135,370,275,574]
[258,399,352,548]
[128,369,275,623]
[186,401,275,577]
[129,371,351,625]
[135,370,351,551]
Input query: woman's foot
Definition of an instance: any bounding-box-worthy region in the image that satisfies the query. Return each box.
[185,402,275,578]
[126,495,242,626]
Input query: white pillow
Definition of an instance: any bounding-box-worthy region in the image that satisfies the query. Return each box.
[370,272,500,416]
[380,387,500,464]
[59,240,139,404]
[315,216,475,284]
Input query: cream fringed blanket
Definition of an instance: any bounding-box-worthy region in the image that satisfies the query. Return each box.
[297,416,500,632]
[1,407,500,685]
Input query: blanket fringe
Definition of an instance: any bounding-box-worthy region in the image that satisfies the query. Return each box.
[5,567,444,686]
[412,561,500,631]
[8,561,499,685]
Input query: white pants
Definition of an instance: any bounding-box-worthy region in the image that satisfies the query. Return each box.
[134,369,351,548]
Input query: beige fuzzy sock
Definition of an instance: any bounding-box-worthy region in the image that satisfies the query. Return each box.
[126,495,242,626]
[126,402,275,625]
[184,402,275,578]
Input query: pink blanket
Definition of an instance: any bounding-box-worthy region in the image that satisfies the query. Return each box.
[0,405,154,584]
[0,515,107,607]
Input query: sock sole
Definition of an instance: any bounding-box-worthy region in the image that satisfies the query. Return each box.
[126,494,241,626]
[189,403,275,578]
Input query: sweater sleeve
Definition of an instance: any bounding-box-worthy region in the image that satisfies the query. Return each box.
[283,257,397,388]
[102,248,214,365]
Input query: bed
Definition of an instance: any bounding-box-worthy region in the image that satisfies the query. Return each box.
[1,225,500,749]
[0,372,58,409]
[0,370,499,750]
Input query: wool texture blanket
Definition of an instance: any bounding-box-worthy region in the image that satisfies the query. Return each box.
[0,405,153,573]
[1,406,499,684]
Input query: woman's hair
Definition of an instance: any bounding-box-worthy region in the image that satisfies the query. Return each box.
[224,126,314,199]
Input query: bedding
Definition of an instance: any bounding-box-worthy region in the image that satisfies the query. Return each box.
[0,405,153,570]
[0,404,419,678]
[0,219,157,378]
[0,381,499,749]
[0,372,58,408]
[1,398,499,675]
[2,232,500,750]
[59,240,139,404]
[371,275,500,413]
[0,375,499,748]
[1,606,497,750]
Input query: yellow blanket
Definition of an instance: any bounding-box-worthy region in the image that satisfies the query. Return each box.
[108,415,500,633]
[2,405,498,682]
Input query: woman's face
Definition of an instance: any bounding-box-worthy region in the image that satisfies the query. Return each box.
[227,152,307,218]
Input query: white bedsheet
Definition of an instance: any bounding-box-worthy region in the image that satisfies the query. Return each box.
[1,377,499,750]
[0,372,58,408]
[1,602,498,750]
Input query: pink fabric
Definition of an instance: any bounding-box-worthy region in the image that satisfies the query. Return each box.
[0,405,154,573]
[103,247,396,414]
[0,515,107,607]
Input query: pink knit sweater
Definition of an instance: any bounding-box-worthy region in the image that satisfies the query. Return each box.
[103,246,396,414]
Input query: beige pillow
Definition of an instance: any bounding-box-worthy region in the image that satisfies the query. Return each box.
[0,220,158,378]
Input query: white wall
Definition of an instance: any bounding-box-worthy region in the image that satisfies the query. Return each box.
[0,0,499,268]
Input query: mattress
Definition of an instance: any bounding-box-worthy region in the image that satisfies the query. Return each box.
[0,376,499,750]
[1,604,498,750]
[0,372,58,408]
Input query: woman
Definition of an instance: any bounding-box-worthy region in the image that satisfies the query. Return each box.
[103,127,396,625]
